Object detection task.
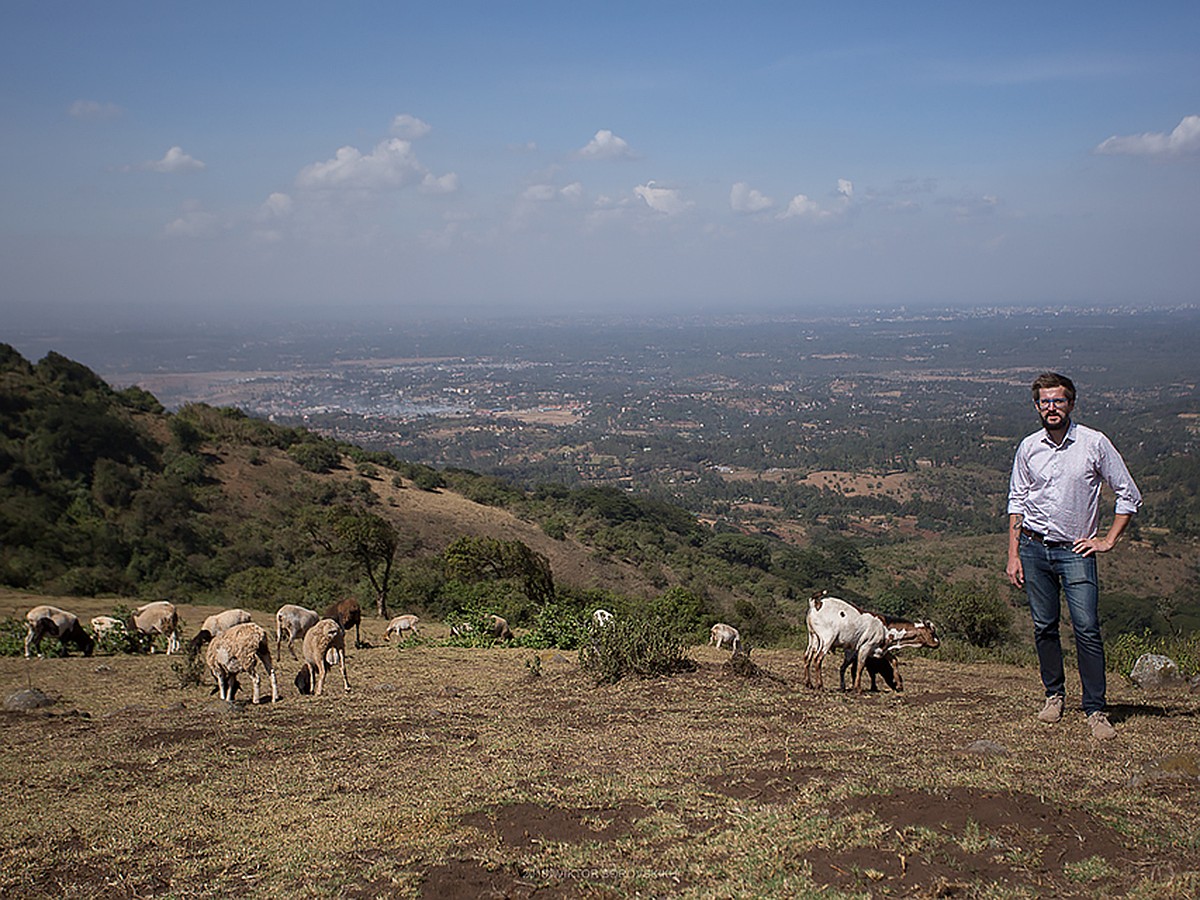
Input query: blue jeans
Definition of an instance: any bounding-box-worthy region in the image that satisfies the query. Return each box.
[1019,533,1106,714]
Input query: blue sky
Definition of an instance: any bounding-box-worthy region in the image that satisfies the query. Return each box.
[2,1,1198,326]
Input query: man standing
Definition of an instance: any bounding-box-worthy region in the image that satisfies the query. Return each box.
[1006,372,1142,740]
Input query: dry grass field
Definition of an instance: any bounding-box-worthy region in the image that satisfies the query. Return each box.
[3,593,1200,899]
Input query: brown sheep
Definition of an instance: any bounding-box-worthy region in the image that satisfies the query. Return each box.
[324,598,362,648]
[302,618,350,696]
[25,605,95,658]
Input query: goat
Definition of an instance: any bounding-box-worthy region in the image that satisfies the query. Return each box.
[205,622,278,704]
[302,618,350,696]
[709,623,742,652]
[129,601,181,654]
[840,618,940,692]
[275,604,319,660]
[25,605,95,658]
[187,608,253,657]
[803,594,888,692]
[592,609,614,628]
[385,614,420,641]
[324,598,362,648]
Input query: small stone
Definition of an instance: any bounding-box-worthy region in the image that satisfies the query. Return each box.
[5,688,55,711]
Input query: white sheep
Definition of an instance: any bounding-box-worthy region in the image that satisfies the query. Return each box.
[302,618,350,696]
[188,608,254,656]
[803,594,888,692]
[25,605,95,658]
[275,604,320,660]
[385,614,420,641]
[709,622,742,652]
[129,601,181,654]
[90,615,128,641]
[205,622,279,704]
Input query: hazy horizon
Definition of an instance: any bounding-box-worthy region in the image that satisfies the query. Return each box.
[3,3,1198,327]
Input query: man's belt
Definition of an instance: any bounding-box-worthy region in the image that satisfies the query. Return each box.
[1021,527,1072,548]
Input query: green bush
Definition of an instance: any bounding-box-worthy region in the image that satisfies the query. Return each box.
[578,615,697,684]
[933,579,1013,648]
[519,602,590,650]
[0,617,26,656]
[1107,630,1200,677]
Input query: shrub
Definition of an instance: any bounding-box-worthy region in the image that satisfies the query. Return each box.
[933,579,1013,648]
[1107,630,1200,677]
[519,602,590,650]
[0,617,26,657]
[578,615,697,684]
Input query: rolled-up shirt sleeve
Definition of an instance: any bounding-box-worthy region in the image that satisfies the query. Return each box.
[1099,434,1142,516]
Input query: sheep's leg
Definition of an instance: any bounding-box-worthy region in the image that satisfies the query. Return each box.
[250,669,262,704]
[315,661,326,696]
[337,652,350,693]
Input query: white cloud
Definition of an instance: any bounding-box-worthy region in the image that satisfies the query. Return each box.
[1095,114,1200,157]
[837,179,854,198]
[634,181,691,215]
[391,114,432,140]
[559,182,584,202]
[257,192,293,220]
[730,182,774,214]
[778,193,825,219]
[165,201,220,237]
[576,129,635,160]
[296,139,424,190]
[142,146,206,173]
[420,171,459,194]
[68,99,122,121]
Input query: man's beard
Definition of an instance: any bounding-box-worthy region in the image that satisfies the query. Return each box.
[1040,410,1069,431]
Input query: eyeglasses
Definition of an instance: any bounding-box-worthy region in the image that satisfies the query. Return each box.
[1035,397,1070,409]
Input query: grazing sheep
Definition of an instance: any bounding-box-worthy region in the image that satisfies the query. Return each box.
[592,609,614,628]
[275,604,319,660]
[449,622,474,638]
[205,622,279,704]
[385,614,420,641]
[302,618,350,696]
[709,623,742,652]
[187,608,254,657]
[324,598,362,648]
[488,614,514,641]
[90,615,128,641]
[25,606,95,658]
[129,601,182,654]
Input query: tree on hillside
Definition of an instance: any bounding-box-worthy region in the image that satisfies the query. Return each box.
[303,507,402,618]
[443,535,555,607]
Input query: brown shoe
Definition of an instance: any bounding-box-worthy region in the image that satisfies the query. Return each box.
[1088,711,1117,740]
[1037,694,1064,723]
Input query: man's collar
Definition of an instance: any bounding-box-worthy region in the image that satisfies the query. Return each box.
[1041,419,1076,447]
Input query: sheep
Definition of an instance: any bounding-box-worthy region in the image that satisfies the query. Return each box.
[324,598,362,648]
[302,618,350,696]
[89,615,128,641]
[187,608,254,657]
[803,593,888,692]
[25,605,95,658]
[709,623,742,652]
[839,618,941,692]
[128,601,181,654]
[488,614,514,642]
[385,614,420,642]
[275,603,319,660]
[592,608,614,628]
[205,622,279,704]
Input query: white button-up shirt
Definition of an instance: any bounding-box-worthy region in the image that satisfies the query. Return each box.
[1007,421,1142,543]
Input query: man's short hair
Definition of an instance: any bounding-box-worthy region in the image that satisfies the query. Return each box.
[1031,372,1076,403]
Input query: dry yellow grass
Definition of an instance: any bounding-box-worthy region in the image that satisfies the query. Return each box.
[3,592,1200,898]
